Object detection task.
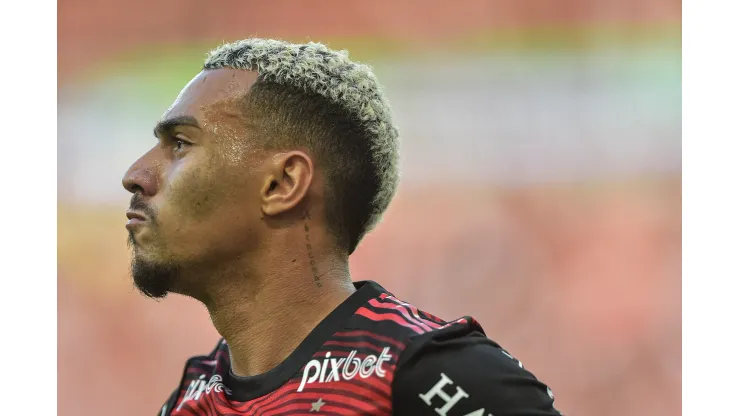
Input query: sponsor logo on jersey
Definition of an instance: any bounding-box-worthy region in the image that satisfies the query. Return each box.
[419,372,560,416]
[177,374,232,410]
[298,347,393,392]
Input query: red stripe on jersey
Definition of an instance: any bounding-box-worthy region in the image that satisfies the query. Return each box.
[240,366,395,414]
[186,368,207,375]
[368,298,437,332]
[237,380,301,414]
[319,365,395,394]
[201,392,221,416]
[172,399,214,416]
[265,401,388,416]
[176,386,230,416]
[274,382,392,414]
[342,378,394,401]
[356,305,425,334]
[333,329,406,349]
[259,390,386,416]
[419,309,446,324]
[381,295,445,330]
[312,350,373,359]
[304,378,393,405]
[439,317,469,330]
[323,339,389,353]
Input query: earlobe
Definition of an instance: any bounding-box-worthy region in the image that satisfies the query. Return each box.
[261,151,314,217]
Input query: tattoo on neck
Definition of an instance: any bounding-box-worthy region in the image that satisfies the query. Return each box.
[303,211,322,287]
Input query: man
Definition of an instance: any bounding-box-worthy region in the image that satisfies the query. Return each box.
[123,38,561,416]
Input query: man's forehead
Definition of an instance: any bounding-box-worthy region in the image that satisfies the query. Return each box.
[161,68,259,122]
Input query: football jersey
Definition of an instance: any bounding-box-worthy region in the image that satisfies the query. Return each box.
[158,281,561,415]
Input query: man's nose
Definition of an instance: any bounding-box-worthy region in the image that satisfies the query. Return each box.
[122,153,159,196]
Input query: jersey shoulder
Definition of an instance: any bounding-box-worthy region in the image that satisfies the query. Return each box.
[386,311,562,416]
[348,290,483,341]
[348,291,561,415]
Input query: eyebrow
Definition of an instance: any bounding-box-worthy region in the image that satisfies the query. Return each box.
[153,115,201,137]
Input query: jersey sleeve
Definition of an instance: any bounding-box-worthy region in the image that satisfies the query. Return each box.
[391,322,561,416]
[156,388,178,416]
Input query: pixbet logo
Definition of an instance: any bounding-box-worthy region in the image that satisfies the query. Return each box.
[297,348,393,392]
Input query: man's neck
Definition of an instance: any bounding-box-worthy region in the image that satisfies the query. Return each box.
[201,253,356,378]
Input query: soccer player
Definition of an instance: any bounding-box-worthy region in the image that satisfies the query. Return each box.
[122,38,561,416]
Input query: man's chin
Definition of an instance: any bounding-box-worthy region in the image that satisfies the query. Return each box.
[130,258,179,299]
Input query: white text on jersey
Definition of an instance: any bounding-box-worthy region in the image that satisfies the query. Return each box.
[298,348,393,392]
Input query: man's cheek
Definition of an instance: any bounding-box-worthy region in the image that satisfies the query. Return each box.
[167,168,221,220]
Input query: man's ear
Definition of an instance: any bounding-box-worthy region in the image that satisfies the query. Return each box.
[260,151,314,217]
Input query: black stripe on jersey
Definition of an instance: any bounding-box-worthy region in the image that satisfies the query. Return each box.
[177,397,240,416]
[238,387,291,415]
[326,332,405,352]
[174,380,223,416]
[323,340,388,354]
[419,309,446,324]
[375,296,444,330]
[239,381,389,415]
[211,394,244,416]
[332,329,406,349]
[360,302,432,331]
[255,396,375,416]
[297,377,393,404]
[185,363,217,374]
[160,389,179,416]
[324,380,393,408]
[280,385,391,413]
[173,399,210,416]
[197,393,220,416]
[353,316,433,340]
[237,384,306,414]
[205,391,225,416]
[279,410,346,416]
[165,356,203,416]
[279,409,379,416]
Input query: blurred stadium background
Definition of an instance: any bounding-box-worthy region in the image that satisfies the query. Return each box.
[58,1,681,415]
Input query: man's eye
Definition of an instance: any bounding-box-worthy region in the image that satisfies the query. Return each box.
[173,137,191,153]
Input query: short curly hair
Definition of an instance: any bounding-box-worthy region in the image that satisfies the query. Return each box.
[203,38,400,254]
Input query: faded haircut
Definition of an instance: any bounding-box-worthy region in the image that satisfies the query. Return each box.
[203,38,400,254]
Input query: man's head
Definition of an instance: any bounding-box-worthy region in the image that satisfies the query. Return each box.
[122,39,400,299]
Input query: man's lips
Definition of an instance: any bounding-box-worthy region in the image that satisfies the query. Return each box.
[125,211,147,229]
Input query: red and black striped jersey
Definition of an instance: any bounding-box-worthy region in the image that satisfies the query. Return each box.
[159,281,561,416]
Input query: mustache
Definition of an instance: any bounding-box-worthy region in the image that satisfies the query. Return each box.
[129,193,158,222]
